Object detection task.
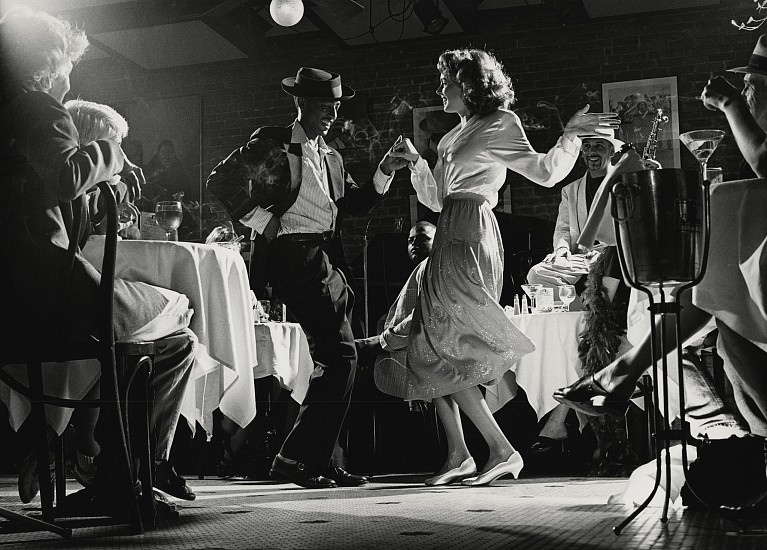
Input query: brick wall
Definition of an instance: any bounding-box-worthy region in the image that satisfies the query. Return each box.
[73,0,758,264]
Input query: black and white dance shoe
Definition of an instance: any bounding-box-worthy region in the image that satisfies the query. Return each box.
[553,374,630,418]
[270,455,337,489]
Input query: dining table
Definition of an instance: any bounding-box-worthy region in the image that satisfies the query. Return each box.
[253,321,314,404]
[81,238,258,438]
[485,310,587,422]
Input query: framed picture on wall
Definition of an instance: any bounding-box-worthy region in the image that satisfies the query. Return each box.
[118,95,203,239]
[602,76,681,168]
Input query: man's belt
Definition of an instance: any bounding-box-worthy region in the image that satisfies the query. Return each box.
[276,231,334,246]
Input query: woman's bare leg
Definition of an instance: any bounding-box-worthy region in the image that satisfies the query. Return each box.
[593,291,713,396]
[432,396,472,474]
[450,385,515,472]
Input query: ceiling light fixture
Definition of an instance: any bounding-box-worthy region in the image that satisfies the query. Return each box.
[269,0,304,27]
[414,0,449,35]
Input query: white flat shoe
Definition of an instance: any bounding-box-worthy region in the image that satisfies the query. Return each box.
[461,452,524,487]
[425,457,477,486]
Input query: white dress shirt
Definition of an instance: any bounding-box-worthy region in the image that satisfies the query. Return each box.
[241,120,394,236]
[407,109,581,212]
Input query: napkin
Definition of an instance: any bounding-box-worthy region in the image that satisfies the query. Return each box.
[577,149,647,250]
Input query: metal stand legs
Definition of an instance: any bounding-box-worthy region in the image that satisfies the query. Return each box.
[613,291,692,534]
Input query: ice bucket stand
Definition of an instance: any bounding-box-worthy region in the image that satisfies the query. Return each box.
[609,170,711,535]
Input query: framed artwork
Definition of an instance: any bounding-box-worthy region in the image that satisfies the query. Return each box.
[602,76,681,169]
[118,95,204,239]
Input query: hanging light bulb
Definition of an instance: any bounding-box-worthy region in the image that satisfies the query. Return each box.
[270,0,304,27]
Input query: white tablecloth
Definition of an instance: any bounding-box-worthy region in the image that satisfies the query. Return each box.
[693,179,767,347]
[253,322,313,404]
[82,239,258,438]
[485,311,586,419]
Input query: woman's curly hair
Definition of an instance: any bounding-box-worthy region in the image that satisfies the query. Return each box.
[0,7,89,94]
[437,49,515,116]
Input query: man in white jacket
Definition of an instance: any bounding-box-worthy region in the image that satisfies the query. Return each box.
[526,131,623,295]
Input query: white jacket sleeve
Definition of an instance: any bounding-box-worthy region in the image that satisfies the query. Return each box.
[487,112,581,188]
[409,156,443,213]
[552,185,573,251]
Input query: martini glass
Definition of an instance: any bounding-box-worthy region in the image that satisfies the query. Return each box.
[679,129,725,181]
[520,283,543,313]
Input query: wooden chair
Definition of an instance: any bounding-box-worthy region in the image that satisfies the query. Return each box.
[0,182,155,538]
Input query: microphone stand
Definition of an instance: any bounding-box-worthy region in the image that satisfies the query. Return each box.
[362,217,374,338]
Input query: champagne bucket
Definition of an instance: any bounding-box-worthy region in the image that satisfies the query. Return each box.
[610,169,709,285]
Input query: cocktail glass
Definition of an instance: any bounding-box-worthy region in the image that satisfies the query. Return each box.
[520,283,544,313]
[679,129,725,181]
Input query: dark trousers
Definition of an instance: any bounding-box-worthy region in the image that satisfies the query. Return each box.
[94,329,196,472]
[268,237,357,468]
[716,320,767,438]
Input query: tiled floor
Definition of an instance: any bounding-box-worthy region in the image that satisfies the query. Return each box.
[0,474,765,549]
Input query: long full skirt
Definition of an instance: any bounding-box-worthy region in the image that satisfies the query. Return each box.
[400,193,535,401]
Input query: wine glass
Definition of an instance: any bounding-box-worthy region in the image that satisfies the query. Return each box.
[520,283,543,313]
[559,285,577,312]
[155,201,183,241]
[679,129,725,180]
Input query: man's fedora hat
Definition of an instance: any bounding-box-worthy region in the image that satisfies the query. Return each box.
[729,34,767,76]
[577,129,624,151]
[281,67,355,100]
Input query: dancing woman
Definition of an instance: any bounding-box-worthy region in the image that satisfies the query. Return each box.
[385,48,618,486]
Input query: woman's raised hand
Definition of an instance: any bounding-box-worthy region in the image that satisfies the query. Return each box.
[381,135,417,175]
[119,150,146,202]
[563,105,620,139]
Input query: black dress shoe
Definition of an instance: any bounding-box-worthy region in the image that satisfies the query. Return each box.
[553,374,630,418]
[154,461,196,501]
[270,455,337,489]
[321,467,368,487]
[529,436,568,455]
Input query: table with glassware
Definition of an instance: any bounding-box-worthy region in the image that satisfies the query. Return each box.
[82,238,258,438]
[484,309,587,419]
[253,322,314,404]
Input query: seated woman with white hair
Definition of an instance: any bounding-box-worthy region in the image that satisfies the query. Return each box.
[0,7,197,513]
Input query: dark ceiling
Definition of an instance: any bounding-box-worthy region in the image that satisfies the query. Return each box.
[3,0,721,70]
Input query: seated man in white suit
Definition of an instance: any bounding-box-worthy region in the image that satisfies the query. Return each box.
[526,131,624,301]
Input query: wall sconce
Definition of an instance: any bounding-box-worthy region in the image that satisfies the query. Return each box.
[414,0,449,35]
[270,0,304,27]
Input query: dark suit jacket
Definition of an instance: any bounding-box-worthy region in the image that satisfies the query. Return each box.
[206,124,382,297]
[0,91,162,344]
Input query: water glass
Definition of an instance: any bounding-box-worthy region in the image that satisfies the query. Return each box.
[270,301,287,322]
[155,201,183,241]
[257,300,271,322]
[705,166,723,185]
[559,285,577,312]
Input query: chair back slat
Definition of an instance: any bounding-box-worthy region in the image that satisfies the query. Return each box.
[95,181,118,349]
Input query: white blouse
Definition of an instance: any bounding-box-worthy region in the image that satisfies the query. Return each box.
[410,108,581,212]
